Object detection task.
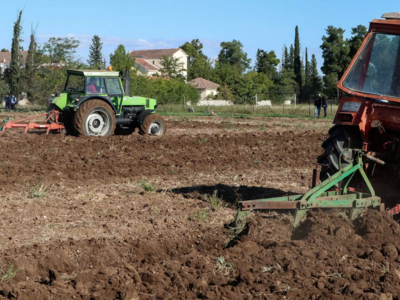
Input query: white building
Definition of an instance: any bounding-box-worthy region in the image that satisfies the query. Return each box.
[0,51,28,73]
[188,78,220,100]
[130,48,188,79]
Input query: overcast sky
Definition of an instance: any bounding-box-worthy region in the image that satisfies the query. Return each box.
[1,0,398,71]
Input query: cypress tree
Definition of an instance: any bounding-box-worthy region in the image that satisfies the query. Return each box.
[305,48,309,87]
[289,45,294,69]
[283,45,289,70]
[294,26,302,89]
[310,54,322,96]
[10,10,23,97]
[87,35,104,68]
[25,32,37,99]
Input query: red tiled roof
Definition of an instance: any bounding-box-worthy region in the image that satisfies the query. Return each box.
[188,78,220,90]
[0,51,28,64]
[135,58,159,71]
[130,48,181,59]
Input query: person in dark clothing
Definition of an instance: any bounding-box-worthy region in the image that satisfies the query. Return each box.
[322,96,328,117]
[314,94,322,118]
[10,94,17,111]
[4,94,10,110]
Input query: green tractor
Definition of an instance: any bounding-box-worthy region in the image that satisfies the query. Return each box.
[47,69,166,137]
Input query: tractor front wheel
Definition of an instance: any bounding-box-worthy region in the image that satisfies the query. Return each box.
[139,114,166,136]
[318,125,362,182]
[74,100,116,137]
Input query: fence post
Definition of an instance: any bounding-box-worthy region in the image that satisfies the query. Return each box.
[309,99,310,116]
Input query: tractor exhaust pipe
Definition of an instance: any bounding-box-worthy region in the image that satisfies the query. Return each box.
[124,70,129,96]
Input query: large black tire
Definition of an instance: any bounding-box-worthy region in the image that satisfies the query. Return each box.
[318,125,362,182]
[74,100,116,137]
[139,113,166,136]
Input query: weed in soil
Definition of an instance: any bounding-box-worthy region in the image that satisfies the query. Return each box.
[138,177,156,192]
[0,264,19,281]
[28,182,47,198]
[193,208,209,221]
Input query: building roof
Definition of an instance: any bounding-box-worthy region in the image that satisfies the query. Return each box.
[67,69,120,76]
[135,58,159,71]
[188,78,220,90]
[130,48,182,59]
[0,51,29,64]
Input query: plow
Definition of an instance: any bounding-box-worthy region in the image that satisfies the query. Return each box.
[0,110,64,134]
[235,149,385,227]
[237,12,400,226]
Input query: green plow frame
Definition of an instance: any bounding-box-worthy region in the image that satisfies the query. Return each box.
[235,150,383,227]
[0,117,10,131]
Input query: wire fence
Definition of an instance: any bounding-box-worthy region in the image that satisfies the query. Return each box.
[159,96,340,117]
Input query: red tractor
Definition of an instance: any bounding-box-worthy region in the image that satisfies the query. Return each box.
[234,13,400,226]
[318,13,400,204]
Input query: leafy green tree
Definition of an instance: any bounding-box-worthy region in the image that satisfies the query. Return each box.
[217,84,234,101]
[180,39,213,80]
[255,49,280,80]
[87,35,104,68]
[9,10,23,97]
[1,49,9,52]
[348,25,368,59]
[41,37,80,65]
[320,26,351,96]
[310,54,322,97]
[218,40,251,74]
[159,55,186,78]
[294,26,302,89]
[129,76,199,104]
[110,45,136,73]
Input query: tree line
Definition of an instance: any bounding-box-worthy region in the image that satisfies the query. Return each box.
[0,9,368,106]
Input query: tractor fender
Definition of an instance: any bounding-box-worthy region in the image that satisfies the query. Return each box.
[137,110,155,125]
[74,96,118,114]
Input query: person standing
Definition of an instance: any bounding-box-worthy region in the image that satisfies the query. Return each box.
[10,94,17,111]
[4,94,10,110]
[314,94,322,118]
[322,96,328,118]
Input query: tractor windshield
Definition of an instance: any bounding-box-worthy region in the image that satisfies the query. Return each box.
[65,75,85,93]
[342,33,400,99]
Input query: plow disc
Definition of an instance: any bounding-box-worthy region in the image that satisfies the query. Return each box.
[0,110,65,134]
[236,149,384,227]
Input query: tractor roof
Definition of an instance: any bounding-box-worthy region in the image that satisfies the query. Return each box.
[67,69,120,77]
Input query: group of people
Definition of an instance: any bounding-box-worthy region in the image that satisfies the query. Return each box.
[3,94,17,111]
[314,94,328,118]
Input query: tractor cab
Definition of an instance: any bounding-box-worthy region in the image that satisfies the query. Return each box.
[53,69,126,111]
[338,13,400,103]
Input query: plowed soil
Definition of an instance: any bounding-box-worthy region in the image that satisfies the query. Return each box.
[0,114,399,299]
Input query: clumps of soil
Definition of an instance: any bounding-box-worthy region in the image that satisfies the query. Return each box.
[1,210,400,299]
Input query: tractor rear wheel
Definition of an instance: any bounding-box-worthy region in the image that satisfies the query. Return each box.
[139,113,166,136]
[318,125,362,182]
[74,100,116,137]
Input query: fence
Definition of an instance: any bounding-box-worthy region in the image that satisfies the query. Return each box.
[158,97,340,117]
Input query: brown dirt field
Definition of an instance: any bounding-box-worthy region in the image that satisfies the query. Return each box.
[0,115,399,299]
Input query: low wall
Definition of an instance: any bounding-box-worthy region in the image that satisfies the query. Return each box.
[187,100,234,106]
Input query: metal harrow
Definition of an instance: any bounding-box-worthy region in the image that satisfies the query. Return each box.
[235,149,384,227]
[0,110,65,134]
